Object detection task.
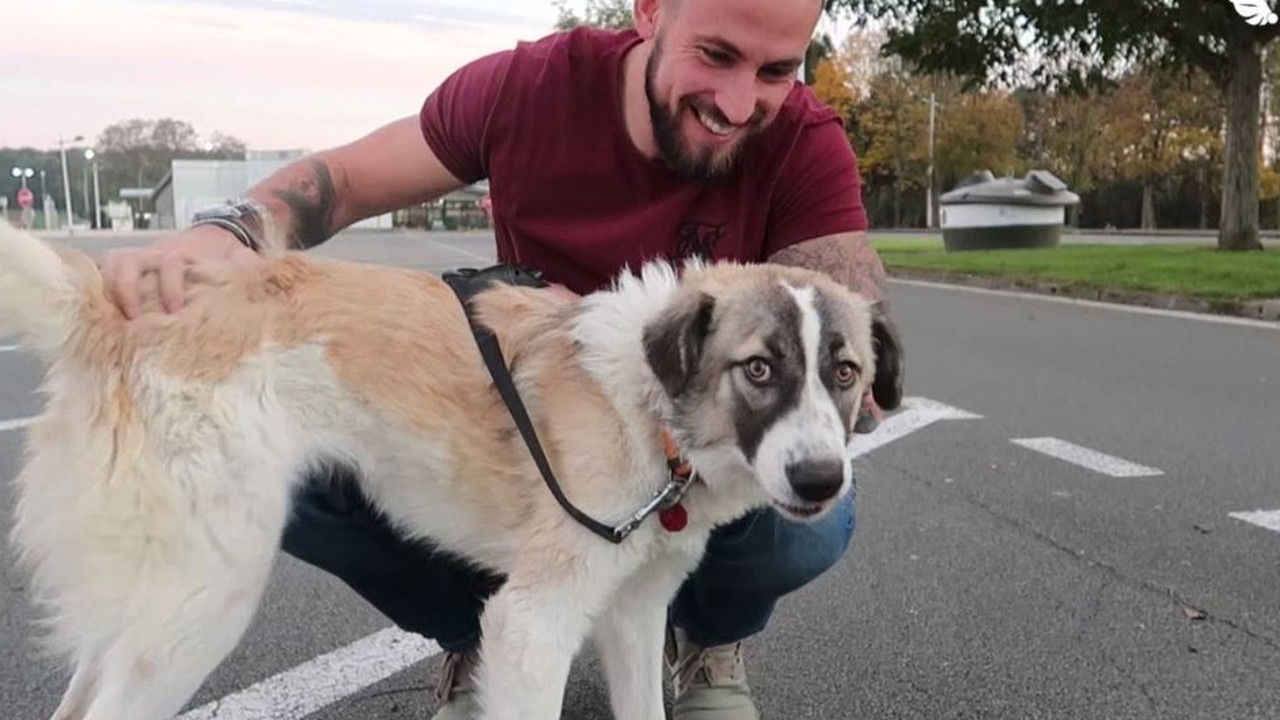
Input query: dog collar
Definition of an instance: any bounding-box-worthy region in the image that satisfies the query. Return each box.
[610,427,699,538]
[656,429,695,532]
[444,268,699,544]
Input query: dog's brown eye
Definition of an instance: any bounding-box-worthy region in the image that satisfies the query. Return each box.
[835,361,858,388]
[743,357,772,384]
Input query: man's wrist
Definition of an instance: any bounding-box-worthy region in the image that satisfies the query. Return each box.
[190,198,272,253]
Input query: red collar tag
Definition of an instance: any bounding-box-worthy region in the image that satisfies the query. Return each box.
[659,503,688,532]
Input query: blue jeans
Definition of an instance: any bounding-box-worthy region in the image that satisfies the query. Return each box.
[280,464,856,652]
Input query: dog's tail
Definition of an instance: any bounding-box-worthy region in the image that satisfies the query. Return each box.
[0,219,97,357]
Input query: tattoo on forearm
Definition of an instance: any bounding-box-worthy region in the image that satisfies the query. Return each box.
[769,234,888,304]
[269,159,338,249]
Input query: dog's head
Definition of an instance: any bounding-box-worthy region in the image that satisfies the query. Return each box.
[642,262,875,521]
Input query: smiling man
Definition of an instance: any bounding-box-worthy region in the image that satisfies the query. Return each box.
[97,0,904,717]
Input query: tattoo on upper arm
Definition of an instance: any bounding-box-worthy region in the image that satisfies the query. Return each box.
[768,233,888,304]
[269,158,338,249]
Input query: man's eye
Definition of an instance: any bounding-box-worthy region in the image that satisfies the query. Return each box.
[700,47,732,65]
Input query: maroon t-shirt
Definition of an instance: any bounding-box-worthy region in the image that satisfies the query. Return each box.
[420,26,868,294]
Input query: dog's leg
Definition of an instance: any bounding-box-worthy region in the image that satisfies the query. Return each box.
[593,551,702,720]
[472,561,620,720]
[47,653,99,720]
[74,572,271,720]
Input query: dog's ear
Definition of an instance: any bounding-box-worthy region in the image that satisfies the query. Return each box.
[643,291,716,399]
[870,302,904,411]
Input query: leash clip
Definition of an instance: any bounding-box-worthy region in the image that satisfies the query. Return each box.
[610,469,696,542]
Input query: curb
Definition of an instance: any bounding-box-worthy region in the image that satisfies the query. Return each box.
[887,270,1280,323]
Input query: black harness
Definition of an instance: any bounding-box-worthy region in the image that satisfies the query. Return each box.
[441,265,694,544]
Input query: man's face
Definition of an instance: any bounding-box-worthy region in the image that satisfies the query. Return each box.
[643,0,820,181]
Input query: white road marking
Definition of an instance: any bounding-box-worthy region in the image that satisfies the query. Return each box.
[0,416,35,433]
[1228,509,1280,534]
[1009,437,1164,478]
[178,627,441,720]
[0,344,21,353]
[889,278,1280,330]
[849,396,982,459]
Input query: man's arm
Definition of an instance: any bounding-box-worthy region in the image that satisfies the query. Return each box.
[100,114,467,317]
[766,230,888,306]
[243,115,468,251]
[769,230,905,415]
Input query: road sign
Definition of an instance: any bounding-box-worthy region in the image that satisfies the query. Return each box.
[17,187,33,208]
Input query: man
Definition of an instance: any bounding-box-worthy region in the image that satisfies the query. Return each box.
[100,0,904,717]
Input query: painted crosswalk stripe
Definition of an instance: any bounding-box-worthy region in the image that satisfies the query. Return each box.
[1010,437,1163,478]
[849,396,982,459]
[0,416,35,433]
[178,627,441,720]
[1228,509,1280,533]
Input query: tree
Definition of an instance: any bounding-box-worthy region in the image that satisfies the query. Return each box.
[933,89,1025,186]
[1102,66,1224,230]
[856,66,930,226]
[811,58,857,121]
[805,33,836,85]
[552,0,632,30]
[829,0,1274,250]
[98,117,202,189]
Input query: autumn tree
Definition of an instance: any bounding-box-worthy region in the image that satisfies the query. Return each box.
[811,58,857,121]
[934,89,1026,184]
[856,65,930,226]
[828,0,1274,251]
[1034,87,1119,227]
[1101,66,1224,229]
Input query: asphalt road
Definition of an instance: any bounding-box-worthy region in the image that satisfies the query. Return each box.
[2,229,1278,719]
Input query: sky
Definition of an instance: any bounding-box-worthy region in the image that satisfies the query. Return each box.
[0,0,566,152]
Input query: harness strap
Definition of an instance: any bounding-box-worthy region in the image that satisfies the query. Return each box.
[442,266,625,544]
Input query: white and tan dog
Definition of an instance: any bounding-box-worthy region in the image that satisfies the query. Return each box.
[0,218,876,720]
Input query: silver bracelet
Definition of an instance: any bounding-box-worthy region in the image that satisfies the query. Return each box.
[190,198,271,253]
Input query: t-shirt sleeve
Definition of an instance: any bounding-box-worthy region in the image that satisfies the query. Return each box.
[763,116,870,257]
[419,49,515,185]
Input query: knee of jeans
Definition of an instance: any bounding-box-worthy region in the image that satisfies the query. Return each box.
[771,493,857,595]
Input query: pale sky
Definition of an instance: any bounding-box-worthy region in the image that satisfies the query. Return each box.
[0,0,567,152]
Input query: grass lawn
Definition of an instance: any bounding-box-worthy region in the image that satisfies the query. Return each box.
[869,239,1280,302]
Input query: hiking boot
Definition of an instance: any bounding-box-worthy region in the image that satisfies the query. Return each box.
[665,625,761,720]
[431,646,481,720]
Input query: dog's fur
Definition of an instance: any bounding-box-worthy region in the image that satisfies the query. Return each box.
[1,219,878,720]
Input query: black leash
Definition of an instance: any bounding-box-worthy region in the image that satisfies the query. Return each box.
[441,265,628,544]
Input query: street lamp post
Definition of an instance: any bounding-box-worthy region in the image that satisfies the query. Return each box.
[10,166,35,228]
[82,150,93,224]
[11,165,34,189]
[925,91,937,229]
[59,134,84,229]
[92,159,102,230]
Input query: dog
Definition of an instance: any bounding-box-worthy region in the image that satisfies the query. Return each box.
[0,218,889,720]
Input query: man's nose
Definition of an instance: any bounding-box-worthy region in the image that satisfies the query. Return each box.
[715,73,759,126]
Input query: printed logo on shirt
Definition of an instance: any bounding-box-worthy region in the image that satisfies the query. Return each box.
[673,220,726,261]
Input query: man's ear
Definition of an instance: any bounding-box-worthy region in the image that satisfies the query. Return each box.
[870,303,904,411]
[643,291,715,400]
[633,0,661,38]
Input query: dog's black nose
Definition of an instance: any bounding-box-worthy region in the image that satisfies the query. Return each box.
[786,459,845,502]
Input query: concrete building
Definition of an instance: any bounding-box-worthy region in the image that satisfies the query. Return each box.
[151,149,394,231]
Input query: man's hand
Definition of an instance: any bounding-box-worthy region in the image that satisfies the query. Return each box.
[101,225,263,319]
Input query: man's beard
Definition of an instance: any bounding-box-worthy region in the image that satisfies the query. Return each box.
[644,40,764,181]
